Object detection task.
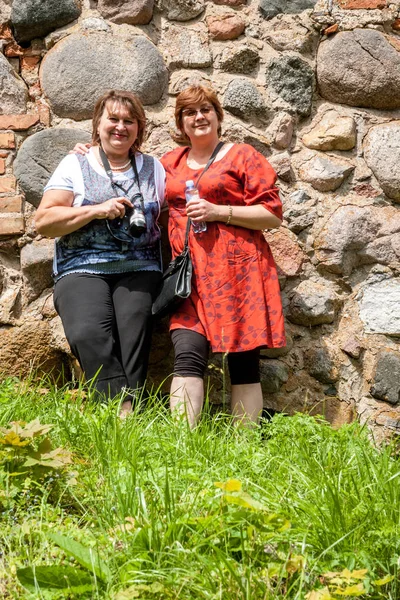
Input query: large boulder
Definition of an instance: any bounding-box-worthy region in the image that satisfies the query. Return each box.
[317,30,400,110]
[11,0,81,44]
[267,55,314,117]
[97,0,154,24]
[0,53,28,114]
[14,128,91,208]
[40,33,168,119]
[364,122,400,203]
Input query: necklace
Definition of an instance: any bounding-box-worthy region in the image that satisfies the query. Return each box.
[109,159,131,171]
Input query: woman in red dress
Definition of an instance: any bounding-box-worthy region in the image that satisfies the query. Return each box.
[162,86,285,427]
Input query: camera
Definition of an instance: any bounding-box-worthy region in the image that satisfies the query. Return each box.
[127,193,146,237]
[124,193,146,238]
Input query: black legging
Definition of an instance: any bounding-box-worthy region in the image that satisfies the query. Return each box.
[54,270,161,399]
[171,328,260,385]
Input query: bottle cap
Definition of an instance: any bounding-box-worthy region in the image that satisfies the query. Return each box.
[185,180,195,187]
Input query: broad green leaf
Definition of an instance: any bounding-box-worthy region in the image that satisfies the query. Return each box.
[305,589,333,600]
[113,582,164,599]
[17,565,93,592]
[374,574,394,586]
[48,533,111,582]
[286,554,305,575]
[333,583,367,596]
[214,479,242,492]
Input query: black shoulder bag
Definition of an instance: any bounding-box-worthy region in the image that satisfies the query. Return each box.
[152,141,224,319]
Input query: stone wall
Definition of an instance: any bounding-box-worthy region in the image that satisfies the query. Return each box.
[0,0,399,440]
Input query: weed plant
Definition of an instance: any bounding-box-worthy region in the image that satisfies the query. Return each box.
[0,375,399,599]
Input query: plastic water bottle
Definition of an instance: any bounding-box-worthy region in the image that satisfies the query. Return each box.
[185,180,207,234]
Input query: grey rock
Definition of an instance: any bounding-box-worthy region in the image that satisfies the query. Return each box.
[267,55,314,117]
[284,205,317,233]
[40,33,168,119]
[302,110,356,152]
[259,0,317,19]
[268,151,293,182]
[298,153,354,192]
[81,18,110,32]
[21,239,54,300]
[371,351,400,405]
[14,128,91,208]
[290,189,310,204]
[157,0,204,21]
[218,44,259,74]
[317,30,400,110]
[314,205,398,276]
[340,337,364,360]
[162,24,211,70]
[260,359,289,393]
[288,280,337,326]
[223,124,271,157]
[358,277,400,337]
[223,78,269,123]
[364,122,400,203]
[0,53,28,115]
[97,0,154,25]
[11,0,81,44]
[169,70,212,95]
[305,347,338,384]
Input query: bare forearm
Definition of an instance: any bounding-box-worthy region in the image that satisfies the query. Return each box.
[35,205,99,238]
[215,204,282,230]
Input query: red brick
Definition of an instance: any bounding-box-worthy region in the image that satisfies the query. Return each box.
[0,24,13,40]
[37,101,51,127]
[0,114,39,130]
[392,18,400,31]
[0,158,5,175]
[21,56,40,70]
[4,42,24,57]
[324,23,339,35]
[0,196,23,213]
[337,0,386,8]
[207,14,245,41]
[0,177,16,193]
[0,133,15,149]
[0,216,24,236]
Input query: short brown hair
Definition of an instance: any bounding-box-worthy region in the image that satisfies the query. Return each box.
[175,85,224,143]
[92,90,146,152]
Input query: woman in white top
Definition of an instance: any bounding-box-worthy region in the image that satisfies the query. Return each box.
[35,90,165,415]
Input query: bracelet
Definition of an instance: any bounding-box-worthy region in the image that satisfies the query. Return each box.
[226,205,233,225]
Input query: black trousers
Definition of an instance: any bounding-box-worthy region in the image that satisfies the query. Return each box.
[54,270,161,400]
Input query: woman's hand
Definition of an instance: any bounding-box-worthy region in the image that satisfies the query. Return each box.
[69,142,91,155]
[186,197,219,223]
[95,197,133,220]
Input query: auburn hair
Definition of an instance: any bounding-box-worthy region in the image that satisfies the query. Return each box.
[92,89,146,152]
[175,85,224,143]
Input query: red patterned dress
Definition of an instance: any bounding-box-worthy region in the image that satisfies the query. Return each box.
[161,143,286,353]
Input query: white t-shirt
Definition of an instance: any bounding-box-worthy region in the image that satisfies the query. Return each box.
[44,147,166,207]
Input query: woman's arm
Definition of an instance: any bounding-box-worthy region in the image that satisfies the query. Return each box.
[186,200,282,230]
[35,189,133,238]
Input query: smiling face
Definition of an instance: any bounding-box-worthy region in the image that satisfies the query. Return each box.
[97,101,139,158]
[181,103,220,144]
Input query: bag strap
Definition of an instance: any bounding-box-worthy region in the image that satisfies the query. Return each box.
[184,140,225,247]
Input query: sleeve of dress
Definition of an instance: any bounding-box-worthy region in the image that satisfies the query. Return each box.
[241,145,283,220]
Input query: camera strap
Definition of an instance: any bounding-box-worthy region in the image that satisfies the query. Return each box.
[99,146,146,242]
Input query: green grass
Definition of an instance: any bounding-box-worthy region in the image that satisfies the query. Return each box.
[0,375,399,599]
